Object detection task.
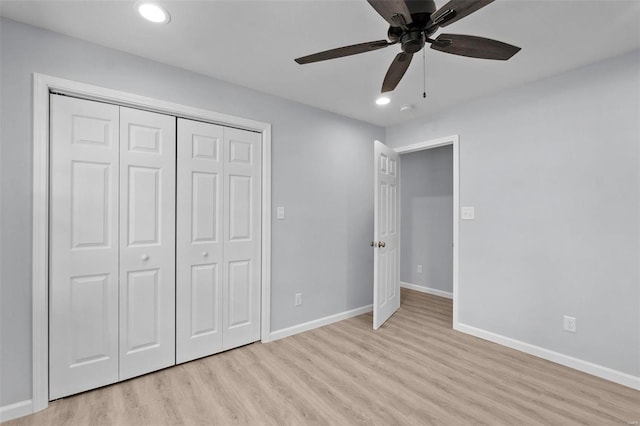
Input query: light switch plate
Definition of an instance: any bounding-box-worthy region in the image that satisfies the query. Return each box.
[277,206,285,220]
[461,207,475,220]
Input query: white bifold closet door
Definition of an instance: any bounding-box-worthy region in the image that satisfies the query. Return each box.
[118,107,176,380]
[50,96,176,398]
[176,119,224,363]
[50,95,120,400]
[222,127,262,349]
[176,119,261,363]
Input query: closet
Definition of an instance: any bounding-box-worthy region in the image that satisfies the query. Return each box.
[49,94,261,399]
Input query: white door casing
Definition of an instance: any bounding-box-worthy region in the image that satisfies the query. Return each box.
[373,140,400,330]
[222,127,262,349]
[49,95,120,399]
[119,107,176,380]
[176,119,224,363]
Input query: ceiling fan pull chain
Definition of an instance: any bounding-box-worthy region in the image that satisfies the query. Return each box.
[423,47,427,98]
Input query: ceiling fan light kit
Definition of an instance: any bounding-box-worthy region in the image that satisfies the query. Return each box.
[294,0,520,94]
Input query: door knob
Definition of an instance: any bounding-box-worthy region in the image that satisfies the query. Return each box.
[141,254,149,261]
[202,251,209,257]
[378,242,386,248]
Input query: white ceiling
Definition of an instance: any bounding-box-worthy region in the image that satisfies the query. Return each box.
[2,0,639,126]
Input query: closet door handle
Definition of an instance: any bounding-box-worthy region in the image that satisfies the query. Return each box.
[141,254,149,261]
[202,251,209,257]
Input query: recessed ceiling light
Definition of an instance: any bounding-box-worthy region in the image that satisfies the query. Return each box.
[137,3,170,24]
[376,96,390,106]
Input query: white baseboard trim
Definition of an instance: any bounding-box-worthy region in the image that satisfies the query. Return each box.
[269,304,373,342]
[0,399,33,422]
[455,322,640,391]
[400,282,453,300]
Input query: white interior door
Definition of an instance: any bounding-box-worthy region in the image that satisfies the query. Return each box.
[176,118,224,363]
[49,95,120,399]
[222,127,262,349]
[373,140,400,330]
[119,107,176,380]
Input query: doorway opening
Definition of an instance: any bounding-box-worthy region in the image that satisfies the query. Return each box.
[396,136,459,328]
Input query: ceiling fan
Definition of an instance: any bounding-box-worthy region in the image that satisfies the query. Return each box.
[294,0,521,93]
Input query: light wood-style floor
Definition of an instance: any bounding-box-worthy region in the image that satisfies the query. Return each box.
[6,289,639,425]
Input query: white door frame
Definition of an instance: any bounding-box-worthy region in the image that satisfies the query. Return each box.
[394,135,460,330]
[31,73,272,413]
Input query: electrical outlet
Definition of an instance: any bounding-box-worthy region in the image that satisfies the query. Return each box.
[417,265,423,273]
[295,293,302,306]
[277,206,285,220]
[461,207,475,220]
[563,316,576,333]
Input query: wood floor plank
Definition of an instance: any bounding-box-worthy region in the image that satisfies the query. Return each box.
[5,288,639,425]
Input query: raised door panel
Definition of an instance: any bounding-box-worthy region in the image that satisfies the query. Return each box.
[70,162,111,248]
[228,175,252,241]
[222,127,262,350]
[176,119,224,363]
[190,264,219,336]
[125,269,160,353]
[119,107,176,380]
[377,251,388,309]
[192,172,219,242]
[50,94,119,399]
[228,260,252,328]
[68,274,112,365]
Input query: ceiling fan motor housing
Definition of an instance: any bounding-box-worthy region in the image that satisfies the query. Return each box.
[400,30,425,53]
[387,1,437,55]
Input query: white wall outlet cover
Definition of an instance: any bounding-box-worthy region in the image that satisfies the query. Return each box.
[461,206,475,220]
[277,206,285,220]
[563,315,576,333]
[417,265,423,273]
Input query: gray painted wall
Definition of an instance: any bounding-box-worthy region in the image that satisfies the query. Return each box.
[0,18,383,406]
[400,146,453,293]
[387,50,640,377]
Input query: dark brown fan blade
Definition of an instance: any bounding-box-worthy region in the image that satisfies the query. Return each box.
[295,40,391,64]
[367,0,413,27]
[382,52,414,93]
[430,34,520,60]
[431,0,494,27]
